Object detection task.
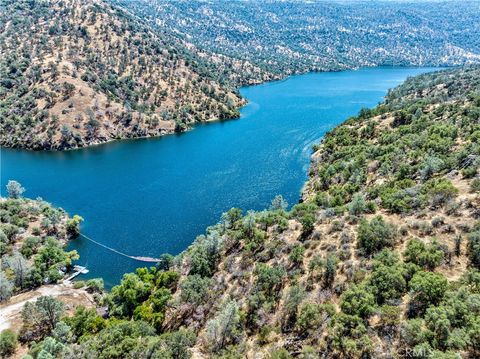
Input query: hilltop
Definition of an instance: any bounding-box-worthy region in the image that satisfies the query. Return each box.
[116,0,480,77]
[2,67,479,358]
[0,0,247,150]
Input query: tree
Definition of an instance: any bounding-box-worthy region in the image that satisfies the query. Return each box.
[4,252,30,288]
[404,239,444,270]
[296,302,335,335]
[134,287,172,331]
[424,306,453,350]
[421,178,458,208]
[21,296,65,340]
[282,285,305,330]
[253,264,286,301]
[204,299,241,353]
[52,321,73,344]
[454,235,462,257]
[461,269,480,294]
[348,193,367,215]
[158,329,196,359]
[378,305,401,334]
[357,216,396,255]
[370,258,407,303]
[20,236,40,258]
[108,272,151,318]
[34,336,66,358]
[86,278,104,293]
[288,245,305,267]
[33,237,78,283]
[340,284,376,319]
[0,272,13,302]
[68,320,156,358]
[43,208,62,234]
[323,255,337,288]
[300,213,315,237]
[6,180,25,199]
[157,253,174,271]
[329,313,372,357]
[467,231,480,268]
[0,329,17,357]
[400,318,438,357]
[270,195,288,211]
[187,236,219,277]
[242,210,256,237]
[409,271,448,316]
[179,275,212,305]
[66,306,105,338]
[66,215,83,237]
[420,156,444,181]
[224,208,242,229]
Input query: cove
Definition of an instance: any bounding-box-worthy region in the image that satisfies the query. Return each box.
[1,67,437,287]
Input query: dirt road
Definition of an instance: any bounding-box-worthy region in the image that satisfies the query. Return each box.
[0,283,94,332]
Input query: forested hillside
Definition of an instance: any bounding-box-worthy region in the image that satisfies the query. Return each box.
[0,181,81,300]
[0,0,245,150]
[115,0,480,76]
[4,67,479,358]
[2,0,480,151]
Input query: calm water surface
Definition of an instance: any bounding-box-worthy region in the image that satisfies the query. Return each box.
[0,67,436,286]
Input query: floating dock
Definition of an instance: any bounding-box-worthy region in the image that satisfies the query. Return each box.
[64,265,89,282]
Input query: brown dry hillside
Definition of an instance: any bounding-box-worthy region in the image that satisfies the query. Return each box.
[0,0,245,150]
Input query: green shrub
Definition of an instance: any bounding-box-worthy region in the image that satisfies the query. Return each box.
[323,255,337,288]
[328,313,372,357]
[179,275,212,306]
[340,284,375,318]
[296,302,335,334]
[348,193,367,215]
[0,329,17,357]
[253,264,286,302]
[378,305,401,333]
[404,238,444,270]
[357,216,397,255]
[421,178,458,208]
[86,278,104,293]
[299,214,315,236]
[20,236,40,258]
[409,271,448,316]
[370,251,407,303]
[467,231,480,268]
[73,281,85,289]
[268,348,292,359]
[471,178,480,193]
[66,215,83,237]
[379,179,418,213]
[288,246,305,267]
[462,166,478,179]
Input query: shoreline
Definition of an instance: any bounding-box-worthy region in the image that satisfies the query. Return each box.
[1,65,450,153]
[1,66,447,288]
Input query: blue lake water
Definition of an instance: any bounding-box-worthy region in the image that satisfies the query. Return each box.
[0,67,437,286]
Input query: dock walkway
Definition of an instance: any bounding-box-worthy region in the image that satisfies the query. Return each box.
[64,265,89,282]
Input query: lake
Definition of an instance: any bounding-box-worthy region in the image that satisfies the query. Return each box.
[0,67,437,287]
